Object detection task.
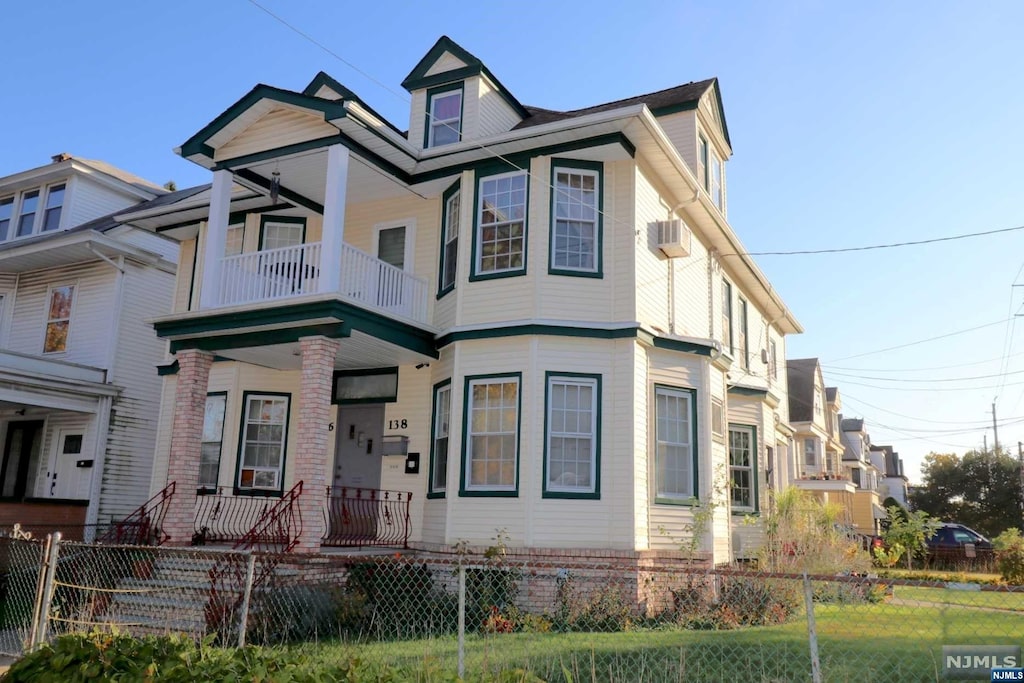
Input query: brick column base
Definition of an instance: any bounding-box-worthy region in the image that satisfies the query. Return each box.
[293,336,341,553]
[162,349,214,545]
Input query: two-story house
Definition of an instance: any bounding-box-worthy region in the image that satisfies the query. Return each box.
[0,154,176,538]
[138,36,801,563]
[870,444,909,508]
[786,359,856,519]
[840,417,885,534]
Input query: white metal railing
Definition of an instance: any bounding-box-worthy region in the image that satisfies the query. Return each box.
[340,243,429,323]
[215,241,429,324]
[218,242,322,306]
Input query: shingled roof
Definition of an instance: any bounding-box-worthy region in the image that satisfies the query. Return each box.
[515,78,724,138]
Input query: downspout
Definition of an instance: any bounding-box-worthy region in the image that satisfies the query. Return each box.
[84,250,126,539]
[666,189,699,335]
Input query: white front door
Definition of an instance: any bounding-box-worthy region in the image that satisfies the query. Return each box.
[47,429,90,500]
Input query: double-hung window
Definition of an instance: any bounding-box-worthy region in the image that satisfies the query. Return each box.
[738,298,749,369]
[439,184,460,294]
[550,160,601,276]
[16,190,39,238]
[427,88,462,148]
[429,381,452,497]
[698,136,709,190]
[237,393,290,493]
[710,151,723,211]
[200,393,227,490]
[654,386,697,502]
[804,438,817,467]
[769,340,778,380]
[0,198,12,241]
[224,223,244,256]
[729,425,756,511]
[41,184,65,232]
[722,280,733,354]
[43,284,74,353]
[462,374,520,494]
[474,172,527,278]
[545,373,600,497]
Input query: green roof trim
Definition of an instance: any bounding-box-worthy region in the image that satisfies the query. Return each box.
[179,84,348,159]
[302,72,407,138]
[400,36,529,119]
[154,299,438,358]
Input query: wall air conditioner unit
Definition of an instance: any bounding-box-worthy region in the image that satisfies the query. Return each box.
[761,349,770,364]
[656,219,692,258]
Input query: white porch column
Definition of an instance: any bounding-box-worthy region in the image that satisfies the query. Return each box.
[199,169,233,309]
[319,144,349,294]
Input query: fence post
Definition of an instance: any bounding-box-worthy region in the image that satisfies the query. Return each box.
[802,572,822,683]
[458,564,466,679]
[237,552,257,648]
[33,532,62,650]
[27,534,51,650]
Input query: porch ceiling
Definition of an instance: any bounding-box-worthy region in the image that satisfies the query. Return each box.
[216,329,435,371]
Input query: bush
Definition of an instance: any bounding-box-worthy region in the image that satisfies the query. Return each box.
[345,561,459,639]
[994,528,1024,585]
[246,584,347,644]
[552,573,638,632]
[3,632,545,682]
[671,576,799,630]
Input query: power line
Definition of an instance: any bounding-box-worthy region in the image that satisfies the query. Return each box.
[824,348,1024,373]
[826,318,1012,362]
[838,390,999,426]
[723,224,1024,257]
[823,367,1024,384]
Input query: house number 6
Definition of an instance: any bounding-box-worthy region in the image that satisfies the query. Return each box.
[388,419,408,429]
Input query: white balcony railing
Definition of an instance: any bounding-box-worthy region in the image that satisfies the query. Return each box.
[216,241,429,324]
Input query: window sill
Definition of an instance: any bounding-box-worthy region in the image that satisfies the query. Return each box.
[548,267,602,279]
[459,489,518,498]
[426,491,446,500]
[654,496,700,507]
[469,269,526,283]
[542,490,600,500]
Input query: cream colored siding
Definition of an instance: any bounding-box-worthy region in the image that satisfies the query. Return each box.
[631,341,649,549]
[65,177,142,228]
[380,365,430,543]
[425,52,469,77]
[408,90,428,150]
[100,261,175,520]
[460,79,481,141]
[477,79,521,138]
[656,112,698,176]
[8,263,117,367]
[633,162,712,337]
[150,374,178,493]
[215,108,337,162]
[420,350,455,544]
[173,238,196,313]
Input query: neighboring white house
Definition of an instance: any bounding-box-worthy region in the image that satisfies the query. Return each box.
[0,154,177,538]
[870,444,909,508]
[137,36,802,563]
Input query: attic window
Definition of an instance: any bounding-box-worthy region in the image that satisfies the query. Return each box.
[427,87,462,148]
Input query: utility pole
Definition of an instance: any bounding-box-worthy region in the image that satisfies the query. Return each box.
[992,402,1000,455]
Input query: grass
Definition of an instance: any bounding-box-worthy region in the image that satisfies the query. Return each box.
[274,602,1024,682]
[893,585,1024,611]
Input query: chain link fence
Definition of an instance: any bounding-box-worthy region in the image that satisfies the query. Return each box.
[3,533,1024,681]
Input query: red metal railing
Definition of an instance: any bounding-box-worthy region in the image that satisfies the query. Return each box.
[322,486,412,548]
[206,481,304,639]
[193,488,279,545]
[97,482,176,546]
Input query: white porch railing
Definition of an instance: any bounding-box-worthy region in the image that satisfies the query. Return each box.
[216,241,429,324]
[219,242,321,306]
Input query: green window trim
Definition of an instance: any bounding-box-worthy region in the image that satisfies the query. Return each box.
[437,180,461,298]
[652,384,700,505]
[548,158,603,278]
[427,378,453,499]
[542,371,601,500]
[469,167,529,282]
[728,423,759,514]
[459,372,522,497]
[424,83,465,149]
[233,390,291,497]
[258,215,307,250]
[331,367,399,405]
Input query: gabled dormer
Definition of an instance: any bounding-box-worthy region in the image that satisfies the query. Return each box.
[649,78,731,216]
[401,36,529,151]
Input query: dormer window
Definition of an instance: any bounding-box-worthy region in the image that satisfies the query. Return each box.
[427,87,463,148]
[41,184,65,232]
[0,182,67,241]
[16,190,39,238]
[697,134,725,212]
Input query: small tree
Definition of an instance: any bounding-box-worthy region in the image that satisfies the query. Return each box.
[761,486,870,574]
[881,506,939,569]
[993,529,1024,585]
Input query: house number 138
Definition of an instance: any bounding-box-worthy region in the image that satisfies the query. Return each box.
[388,419,408,429]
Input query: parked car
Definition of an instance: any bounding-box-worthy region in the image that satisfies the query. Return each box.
[926,523,994,568]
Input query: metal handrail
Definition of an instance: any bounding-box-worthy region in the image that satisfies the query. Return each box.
[96,482,176,546]
[193,488,278,545]
[322,485,412,548]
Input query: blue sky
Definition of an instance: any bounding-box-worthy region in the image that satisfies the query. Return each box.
[4,1,1024,482]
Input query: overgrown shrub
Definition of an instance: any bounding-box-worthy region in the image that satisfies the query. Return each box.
[246,584,346,644]
[671,576,799,629]
[2,632,544,682]
[465,565,521,632]
[812,580,889,604]
[551,573,638,632]
[345,561,459,639]
[994,528,1024,585]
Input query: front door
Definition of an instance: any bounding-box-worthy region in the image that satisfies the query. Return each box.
[332,404,384,491]
[0,421,43,498]
[47,429,89,500]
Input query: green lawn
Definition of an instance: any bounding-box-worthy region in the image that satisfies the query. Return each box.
[894,585,1024,611]
[285,603,1024,682]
